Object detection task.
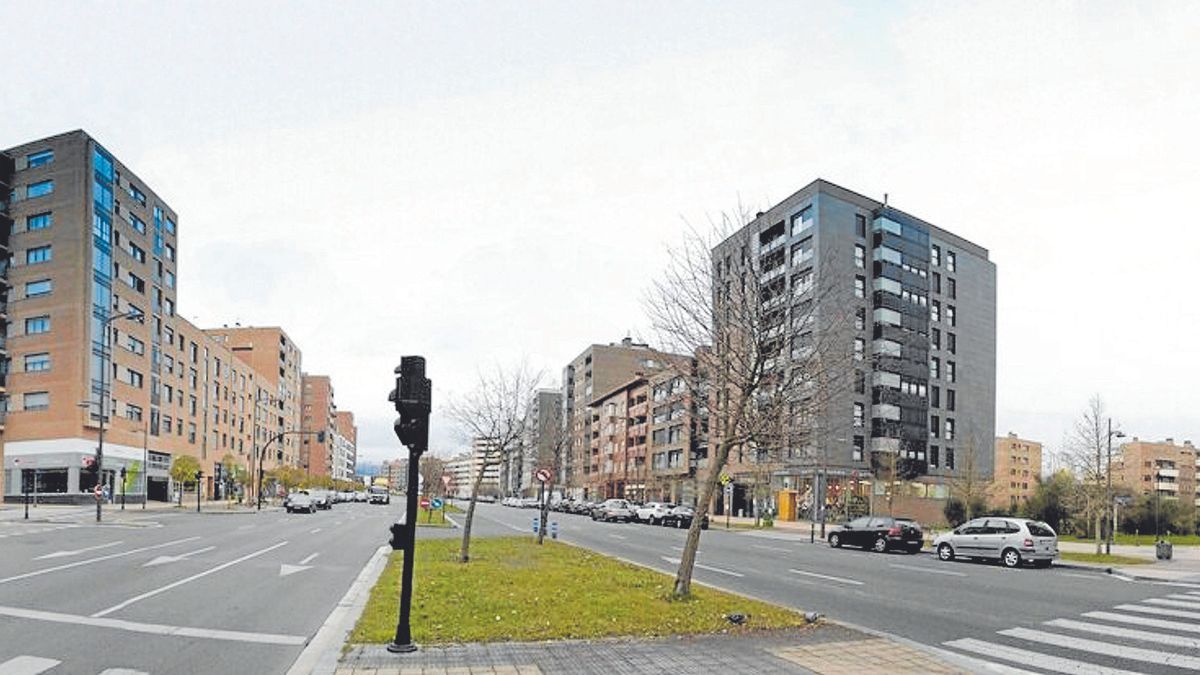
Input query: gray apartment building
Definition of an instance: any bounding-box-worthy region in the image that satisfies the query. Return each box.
[713,179,996,523]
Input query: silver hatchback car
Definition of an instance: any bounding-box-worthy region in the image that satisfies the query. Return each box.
[933,517,1059,568]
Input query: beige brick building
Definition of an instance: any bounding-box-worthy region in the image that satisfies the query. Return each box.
[301,374,335,478]
[1112,438,1199,505]
[992,433,1043,510]
[586,377,649,500]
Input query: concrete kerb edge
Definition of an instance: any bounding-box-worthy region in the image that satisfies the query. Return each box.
[288,544,391,675]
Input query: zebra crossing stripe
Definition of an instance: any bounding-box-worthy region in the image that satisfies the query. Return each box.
[1047,618,1200,649]
[1115,603,1200,621]
[0,655,61,675]
[999,627,1200,669]
[943,637,1141,675]
[1085,610,1200,634]
[1145,598,1200,610]
[97,669,149,675]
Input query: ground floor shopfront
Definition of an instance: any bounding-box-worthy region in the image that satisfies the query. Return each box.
[1,438,173,505]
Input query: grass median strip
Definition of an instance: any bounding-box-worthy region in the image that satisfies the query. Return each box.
[1059,551,1153,566]
[349,536,805,644]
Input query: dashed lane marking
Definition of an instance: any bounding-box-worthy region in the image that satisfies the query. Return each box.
[0,604,305,645]
[0,537,202,585]
[787,568,863,585]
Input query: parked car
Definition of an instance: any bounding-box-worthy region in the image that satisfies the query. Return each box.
[477,494,497,504]
[827,516,924,553]
[591,499,635,522]
[520,497,541,508]
[635,502,675,525]
[285,491,316,514]
[354,491,368,502]
[309,490,333,509]
[661,505,708,529]
[933,517,1058,568]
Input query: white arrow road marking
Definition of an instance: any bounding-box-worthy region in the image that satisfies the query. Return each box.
[661,556,743,577]
[0,537,201,585]
[0,604,305,645]
[35,541,125,560]
[93,541,288,618]
[299,553,319,565]
[0,655,61,674]
[143,546,216,567]
[279,564,311,577]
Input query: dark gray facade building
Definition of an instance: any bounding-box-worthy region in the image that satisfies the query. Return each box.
[713,179,996,511]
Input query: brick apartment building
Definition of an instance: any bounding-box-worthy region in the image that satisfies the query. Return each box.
[1112,438,1199,506]
[992,432,1043,510]
[585,377,649,500]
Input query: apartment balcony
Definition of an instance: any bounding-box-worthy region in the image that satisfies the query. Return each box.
[1158,468,1180,479]
[872,404,901,421]
[0,215,11,251]
[1154,481,1179,492]
[759,236,786,256]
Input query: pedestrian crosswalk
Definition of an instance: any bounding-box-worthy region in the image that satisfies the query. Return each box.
[0,655,147,674]
[941,589,1200,673]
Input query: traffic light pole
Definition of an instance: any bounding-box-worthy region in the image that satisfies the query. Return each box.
[387,356,431,655]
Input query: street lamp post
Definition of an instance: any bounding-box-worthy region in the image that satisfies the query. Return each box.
[258,428,324,510]
[93,308,144,524]
[1105,419,1125,555]
[141,422,149,509]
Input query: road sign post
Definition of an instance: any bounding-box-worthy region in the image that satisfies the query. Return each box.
[535,467,552,545]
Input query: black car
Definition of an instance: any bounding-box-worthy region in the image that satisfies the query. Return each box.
[661,505,709,530]
[828,516,923,553]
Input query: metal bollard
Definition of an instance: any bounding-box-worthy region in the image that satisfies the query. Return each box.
[551,521,558,540]
[532,517,540,534]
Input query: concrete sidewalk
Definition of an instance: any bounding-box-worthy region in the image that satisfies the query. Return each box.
[338,624,973,674]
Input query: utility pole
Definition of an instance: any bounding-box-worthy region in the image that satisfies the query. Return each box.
[387,356,432,655]
[141,421,149,509]
[1106,418,1113,555]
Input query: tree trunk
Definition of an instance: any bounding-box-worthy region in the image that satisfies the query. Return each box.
[1095,508,1103,555]
[673,432,735,598]
[459,463,488,563]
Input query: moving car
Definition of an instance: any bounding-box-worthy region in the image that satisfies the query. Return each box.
[368,485,390,505]
[934,517,1059,568]
[827,516,924,553]
[591,499,635,522]
[661,505,708,529]
[285,491,316,514]
[635,502,675,525]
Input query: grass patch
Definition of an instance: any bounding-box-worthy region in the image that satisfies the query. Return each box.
[443,502,464,514]
[416,508,453,528]
[1071,533,1200,547]
[1059,551,1153,566]
[349,536,805,644]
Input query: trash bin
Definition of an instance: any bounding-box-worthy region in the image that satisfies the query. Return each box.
[1156,540,1174,560]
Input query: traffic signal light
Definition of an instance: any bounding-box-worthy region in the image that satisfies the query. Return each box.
[388,520,409,550]
[84,454,99,476]
[389,357,431,453]
[316,431,326,443]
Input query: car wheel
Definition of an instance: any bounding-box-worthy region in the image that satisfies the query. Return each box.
[829,533,841,548]
[937,543,955,561]
[873,537,888,553]
[1002,548,1022,569]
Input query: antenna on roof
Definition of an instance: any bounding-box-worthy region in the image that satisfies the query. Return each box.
[884,193,889,207]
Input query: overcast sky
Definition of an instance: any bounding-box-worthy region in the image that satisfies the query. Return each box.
[3,1,1197,467]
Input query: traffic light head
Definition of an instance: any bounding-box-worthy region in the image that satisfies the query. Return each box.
[316,431,326,443]
[391,356,431,453]
[388,520,409,551]
[194,470,203,481]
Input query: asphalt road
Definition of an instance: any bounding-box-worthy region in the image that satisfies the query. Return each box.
[0,501,509,675]
[470,502,1200,674]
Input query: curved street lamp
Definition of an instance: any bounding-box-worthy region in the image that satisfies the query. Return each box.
[91,308,144,523]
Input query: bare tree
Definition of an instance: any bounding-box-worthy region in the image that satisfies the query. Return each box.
[446,363,541,563]
[536,403,570,545]
[644,206,856,598]
[1064,395,1109,554]
[419,455,448,497]
[947,433,993,520]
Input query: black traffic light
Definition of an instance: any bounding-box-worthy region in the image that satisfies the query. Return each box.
[277,449,283,461]
[84,454,100,476]
[390,357,431,453]
[120,467,127,480]
[316,431,326,443]
[194,470,203,481]
[388,520,409,550]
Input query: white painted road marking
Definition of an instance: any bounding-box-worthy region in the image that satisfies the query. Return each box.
[0,537,202,585]
[1084,610,1200,635]
[751,544,790,553]
[1146,597,1200,610]
[34,540,125,560]
[608,534,626,540]
[889,563,966,577]
[0,655,61,675]
[788,568,863,586]
[299,553,320,565]
[98,669,149,675]
[1047,617,1200,649]
[309,528,322,534]
[999,626,1200,669]
[660,556,743,577]
[944,637,1139,675]
[143,546,216,567]
[279,564,312,577]
[93,541,289,617]
[0,604,305,645]
[1116,603,1200,620]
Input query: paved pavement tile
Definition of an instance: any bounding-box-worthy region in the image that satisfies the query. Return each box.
[340,623,963,674]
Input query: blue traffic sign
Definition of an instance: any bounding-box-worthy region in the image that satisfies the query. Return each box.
[431,498,443,509]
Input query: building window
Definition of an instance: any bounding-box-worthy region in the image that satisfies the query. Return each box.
[855,276,865,298]
[164,298,175,316]
[947,305,956,326]
[791,205,813,235]
[126,335,145,355]
[855,214,866,238]
[945,418,955,440]
[947,389,956,411]
[27,212,52,231]
[853,435,865,461]
[930,357,940,379]
[165,244,175,261]
[23,391,50,411]
[25,315,50,334]
[931,244,941,267]
[946,447,955,470]
[948,278,956,299]
[165,271,175,289]
[188,423,197,444]
[129,243,146,264]
[932,272,941,294]
[128,214,146,234]
[930,386,940,408]
[127,272,145,293]
[26,149,54,168]
[25,279,52,298]
[126,404,143,422]
[165,217,176,235]
[948,332,956,354]
[929,445,939,468]
[931,328,941,350]
[854,370,865,394]
[931,300,940,323]
[27,180,54,199]
[129,184,146,205]
[947,251,956,272]
[853,403,864,428]
[855,245,865,269]
[855,307,866,331]
[930,415,940,438]
[26,245,52,265]
[24,352,50,372]
[126,368,144,388]
[854,338,865,361]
